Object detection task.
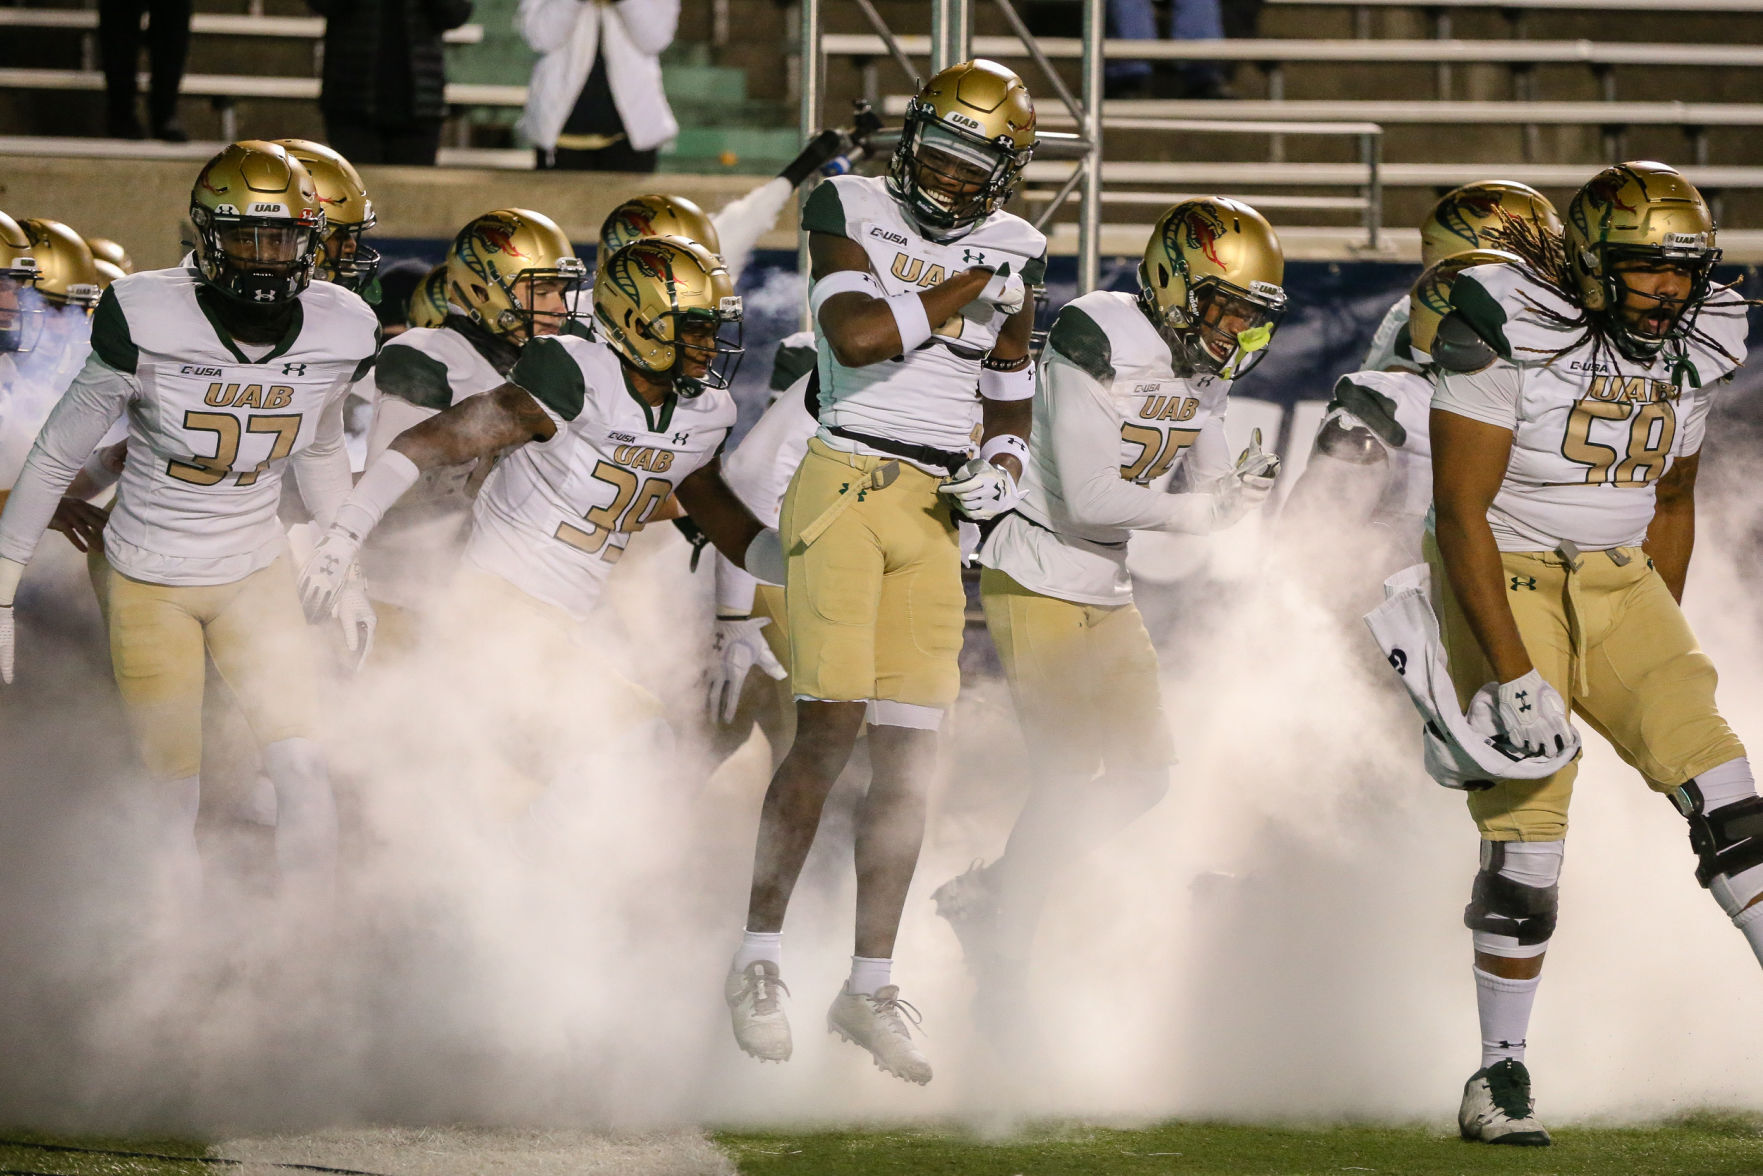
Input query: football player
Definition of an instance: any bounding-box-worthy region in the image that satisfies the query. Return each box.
[724,58,1044,1085]
[3,220,101,492]
[933,199,1286,1001]
[0,142,379,913]
[296,236,778,719]
[350,209,585,647]
[1426,161,1755,1145]
[275,140,380,298]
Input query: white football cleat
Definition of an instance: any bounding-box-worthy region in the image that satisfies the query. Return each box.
[725,960,792,1062]
[1459,1059,1552,1146]
[827,984,932,1085]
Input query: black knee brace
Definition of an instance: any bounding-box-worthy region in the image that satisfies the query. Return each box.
[1462,843,1559,946]
[1671,780,1763,890]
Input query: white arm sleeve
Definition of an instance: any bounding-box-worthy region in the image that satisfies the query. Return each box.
[0,353,133,567]
[1045,357,1216,534]
[714,550,758,617]
[1433,361,1524,431]
[290,392,355,529]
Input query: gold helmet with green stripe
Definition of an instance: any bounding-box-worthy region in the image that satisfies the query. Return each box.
[1407,248,1522,360]
[599,194,722,258]
[1138,197,1287,378]
[888,59,1036,239]
[409,263,451,329]
[1564,160,1719,357]
[448,208,586,341]
[275,138,379,292]
[21,218,101,311]
[0,209,43,353]
[1420,181,1561,268]
[190,140,326,306]
[593,236,743,397]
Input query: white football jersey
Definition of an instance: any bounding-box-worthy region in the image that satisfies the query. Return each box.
[356,322,516,609]
[467,333,736,619]
[804,174,1047,462]
[89,268,376,585]
[982,289,1235,606]
[723,371,817,528]
[1319,367,1436,530]
[1435,262,1747,551]
[1360,293,1421,375]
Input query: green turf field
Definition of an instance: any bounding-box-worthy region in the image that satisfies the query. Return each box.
[2,1114,1761,1175]
[716,1112,1763,1176]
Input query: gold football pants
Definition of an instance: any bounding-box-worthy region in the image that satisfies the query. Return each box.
[1429,537,1745,841]
[779,438,964,709]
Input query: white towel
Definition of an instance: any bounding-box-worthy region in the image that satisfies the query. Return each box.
[1363,563,1579,790]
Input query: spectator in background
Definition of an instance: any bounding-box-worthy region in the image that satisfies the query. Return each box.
[99,0,193,141]
[1105,0,1234,101]
[518,0,679,172]
[307,0,475,166]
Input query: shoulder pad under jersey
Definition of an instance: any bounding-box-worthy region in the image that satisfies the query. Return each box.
[1431,311,1500,374]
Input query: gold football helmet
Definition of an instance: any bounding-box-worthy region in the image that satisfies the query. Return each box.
[1420,181,1561,268]
[1138,197,1287,378]
[275,138,379,292]
[447,208,585,341]
[593,236,743,396]
[599,194,722,258]
[1564,161,1719,356]
[21,219,102,311]
[888,58,1036,238]
[83,236,133,274]
[0,210,43,353]
[190,140,326,306]
[409,263,451,329]
[1407,248,1522,360]
[91,258,127,290]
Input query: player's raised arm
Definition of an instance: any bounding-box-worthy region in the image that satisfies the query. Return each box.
[808,232,1002,368]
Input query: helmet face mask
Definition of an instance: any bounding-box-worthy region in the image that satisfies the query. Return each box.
[190,142,326,308]
[886,59,1036,240]
[501,266,589,341]
[1183,278,1287,377]
[318,223,381,293]
[0,273,46,354]
[1590,243,1717,358]
[593,238,744,397]
[448,209,585,344]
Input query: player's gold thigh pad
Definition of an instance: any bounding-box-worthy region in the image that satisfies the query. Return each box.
[872,472,962,709]
[1426,538,1579,842]
[202,558,320,749]
[1571,551,1744,790]
[779,440,889,702]
[106,570,214,781]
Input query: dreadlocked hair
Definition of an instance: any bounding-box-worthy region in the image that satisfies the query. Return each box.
[1480,216,1751,374]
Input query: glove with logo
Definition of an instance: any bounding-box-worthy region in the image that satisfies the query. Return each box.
[1211,427,1282,528]
[1494,668,1578,758]
[974,262,1025,316]
[940,457,1023,521]
[708,616,788,724]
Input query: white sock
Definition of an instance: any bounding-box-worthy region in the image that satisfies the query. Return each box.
[1733,903,1763,968]
[848,955,891,995]
[1474,965,1542,1069]
[733,930,782,971]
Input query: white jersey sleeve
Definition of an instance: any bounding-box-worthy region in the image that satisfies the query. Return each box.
[1042,356,1203,532]
[1360,294,1421,374]
[1433,361,1523,431]
[0,351,134,566]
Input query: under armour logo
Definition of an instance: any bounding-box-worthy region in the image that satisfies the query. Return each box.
[962,248,986,265]
[671,431,690,444]
[281,362,307,376]
[1388,648,1407,675]
[1515,690,1533,714]
[1510,576,1537,591]
[839,480,868,502]
[252,289,276,302]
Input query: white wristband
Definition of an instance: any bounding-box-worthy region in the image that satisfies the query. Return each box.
[885,291,932,354]
[980,364,1035,402]
[334,449,420,541]
[979,433,1030,468]
[0,556,22,607]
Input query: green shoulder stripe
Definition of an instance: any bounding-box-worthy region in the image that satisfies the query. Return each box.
[1022,251,1049,288]
[1046,305,1113,383]
[1330,376,1405,448]
[802,182,847,237]
[1448,273,1513,360]
[509,335,587,422]
[89,287,138,374]
[373,343,454,411]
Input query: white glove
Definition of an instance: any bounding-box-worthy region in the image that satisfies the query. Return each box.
[1212,428,1282,528]
[298,525,365,622]
[334,579,377,673]
[0,604,13,685]
[939,457,1023,521]
[707,616,788,725]
[1494,668,1576,758]
[976,264,1026,316]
